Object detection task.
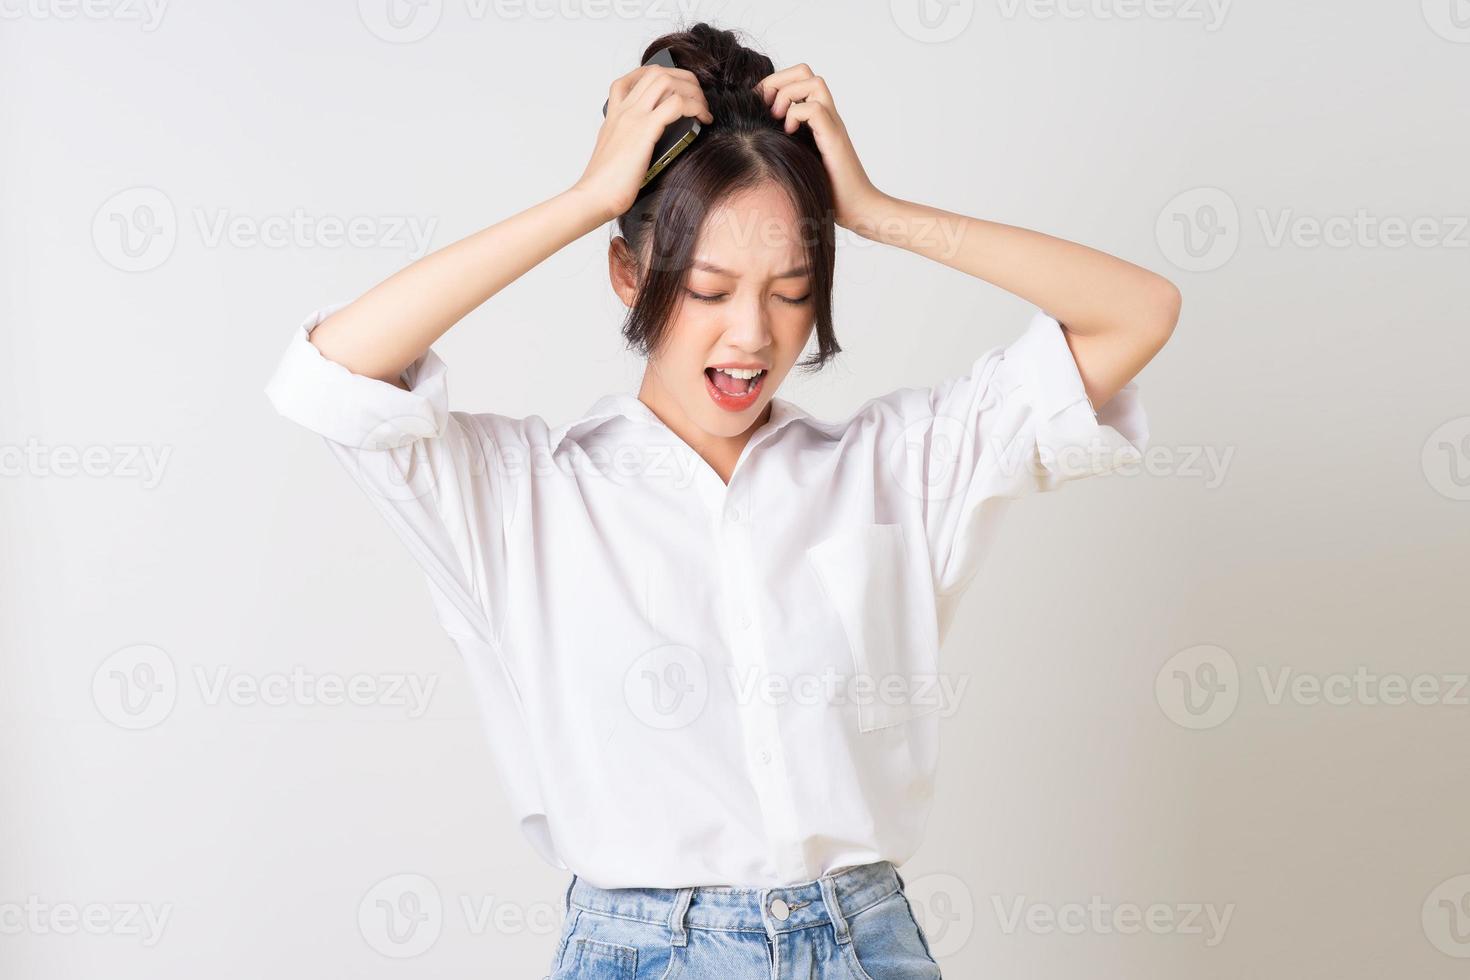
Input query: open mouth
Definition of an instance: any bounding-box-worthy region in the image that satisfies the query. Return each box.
[704,366,767,410]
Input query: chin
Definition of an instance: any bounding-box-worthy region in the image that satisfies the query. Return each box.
[697,396,766,434]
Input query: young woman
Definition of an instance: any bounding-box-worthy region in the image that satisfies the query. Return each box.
[266,22,1178,980]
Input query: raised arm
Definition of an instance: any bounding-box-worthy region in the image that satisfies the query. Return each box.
[847,197,1181,411]
[307,189,608,386]
[308,62,715,387]
[754,63,1180,412]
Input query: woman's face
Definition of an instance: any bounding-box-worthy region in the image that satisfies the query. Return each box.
[615,182,816,441]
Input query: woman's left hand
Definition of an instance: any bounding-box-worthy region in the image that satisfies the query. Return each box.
[754,65,884,231]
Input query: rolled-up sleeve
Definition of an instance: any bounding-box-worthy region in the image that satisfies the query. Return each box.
[906,308,1150,597]
[263,301,449,448]
[264,303,514,648]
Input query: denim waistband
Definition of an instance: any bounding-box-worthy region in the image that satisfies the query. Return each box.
[565,861,906,938]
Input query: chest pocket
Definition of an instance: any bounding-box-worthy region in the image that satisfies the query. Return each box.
[804,522,942,732]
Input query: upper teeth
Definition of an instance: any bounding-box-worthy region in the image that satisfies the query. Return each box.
[716,367,764,380]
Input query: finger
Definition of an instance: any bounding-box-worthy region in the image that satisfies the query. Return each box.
[634,71,709,119]
[650,92,712,128]
[753,63,815,104]
[624,66,684,112]
[642,83,713,125]
[606,64,661,112]
[781,99,829,136]
[615,65,702,116]
[770,76,831,119]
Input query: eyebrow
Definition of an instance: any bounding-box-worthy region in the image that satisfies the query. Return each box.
[690,260,810,280]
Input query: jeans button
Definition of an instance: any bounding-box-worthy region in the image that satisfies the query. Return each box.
[769,897,790,921]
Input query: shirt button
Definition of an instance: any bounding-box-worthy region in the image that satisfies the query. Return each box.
[759,749,772,764]
[736,611,751,629]
[769,898,790,921]
[728,506,742,523]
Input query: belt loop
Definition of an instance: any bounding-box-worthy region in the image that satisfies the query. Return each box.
[819,874,851,946]
[563,874,576,913]
[893,863,907,891]
[668,887,695,947]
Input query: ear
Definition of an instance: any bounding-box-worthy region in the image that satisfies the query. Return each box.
[608,236,640,308]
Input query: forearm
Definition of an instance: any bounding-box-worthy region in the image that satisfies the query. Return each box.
[847,193,1179,339]
[308,185,612,385]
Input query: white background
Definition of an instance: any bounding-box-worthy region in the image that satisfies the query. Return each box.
[2,1,1467,977]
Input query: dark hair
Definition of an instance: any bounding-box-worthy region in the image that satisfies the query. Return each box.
[613,22,840,373]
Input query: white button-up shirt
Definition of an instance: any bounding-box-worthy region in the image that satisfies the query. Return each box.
[264,302,1149,889]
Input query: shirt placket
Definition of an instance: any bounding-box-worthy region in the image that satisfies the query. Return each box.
[713,485,808,884]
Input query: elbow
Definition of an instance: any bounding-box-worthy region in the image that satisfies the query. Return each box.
[1144,274,1182,346]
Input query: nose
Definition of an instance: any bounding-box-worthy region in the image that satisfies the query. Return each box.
[722,295,774,355]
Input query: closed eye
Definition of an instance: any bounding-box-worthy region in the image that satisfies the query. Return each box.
[686,290,812,306]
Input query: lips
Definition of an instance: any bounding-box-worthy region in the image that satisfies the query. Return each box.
[705,366,766,411]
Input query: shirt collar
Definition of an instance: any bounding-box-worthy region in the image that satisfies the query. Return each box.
[549,391,813,454]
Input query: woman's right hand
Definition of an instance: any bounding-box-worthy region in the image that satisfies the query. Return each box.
[571,64,714,222]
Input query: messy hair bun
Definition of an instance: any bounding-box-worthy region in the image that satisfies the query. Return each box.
[614,22,840,373]
[649,21,775,114]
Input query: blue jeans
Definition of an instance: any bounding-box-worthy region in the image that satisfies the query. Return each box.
[543,860,943,979]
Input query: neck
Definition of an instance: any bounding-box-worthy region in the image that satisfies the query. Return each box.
[637,370,770,486]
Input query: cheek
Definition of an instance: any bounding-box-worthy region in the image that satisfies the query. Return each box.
[651,309,714,376]
[778,309,817,350]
